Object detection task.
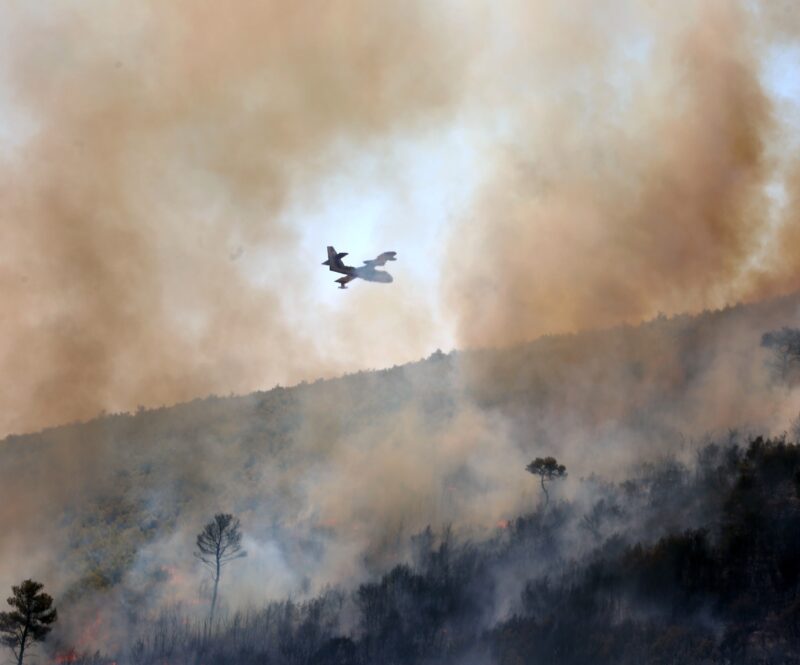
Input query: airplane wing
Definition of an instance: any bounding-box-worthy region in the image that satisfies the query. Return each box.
[362,251,397,267]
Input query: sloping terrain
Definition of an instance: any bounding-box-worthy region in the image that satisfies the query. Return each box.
[2,291,800,661]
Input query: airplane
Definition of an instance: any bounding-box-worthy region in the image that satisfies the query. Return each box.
[322,246,397,289]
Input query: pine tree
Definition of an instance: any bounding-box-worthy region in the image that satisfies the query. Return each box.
[0,580,57,665]
[195,513,246,623]
[525,457,567,508]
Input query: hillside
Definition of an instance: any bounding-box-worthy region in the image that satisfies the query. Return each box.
[68,435,800,665]
[2,291,800,660]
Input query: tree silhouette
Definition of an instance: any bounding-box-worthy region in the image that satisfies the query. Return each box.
[195,513,246,623]
[761,327,800,382]
[525,457,567,508]
[0,579,57,665]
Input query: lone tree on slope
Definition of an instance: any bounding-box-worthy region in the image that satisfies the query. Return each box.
[0,579,57,665]
[525,457,567,508]
[195,513,246,623]
[761,327,800,382]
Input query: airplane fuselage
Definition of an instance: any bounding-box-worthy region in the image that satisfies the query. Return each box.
[329,264,393,283]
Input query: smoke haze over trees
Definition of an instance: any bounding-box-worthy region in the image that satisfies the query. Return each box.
[3,0,800,662]
[18,434,800,664]
[1,292,800,661]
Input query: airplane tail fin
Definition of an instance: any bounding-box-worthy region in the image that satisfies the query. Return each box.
[323,246,349,271]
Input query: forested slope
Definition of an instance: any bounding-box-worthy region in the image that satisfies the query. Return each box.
[2,291,800,663]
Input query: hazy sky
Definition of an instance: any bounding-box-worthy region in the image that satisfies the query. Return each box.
[1,1,800,435]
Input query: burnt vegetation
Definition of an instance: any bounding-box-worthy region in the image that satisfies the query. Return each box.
[51,436,800,665]
[4,295,800,663]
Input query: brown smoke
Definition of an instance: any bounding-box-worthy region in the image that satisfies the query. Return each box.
[444,0,799,349]
[0,1,467,435]
[4,1,800,436]
[8,4,800,652]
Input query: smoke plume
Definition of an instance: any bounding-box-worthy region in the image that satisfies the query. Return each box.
[0,0,468,435]
[445,0,799,348]
[2,0,800,658]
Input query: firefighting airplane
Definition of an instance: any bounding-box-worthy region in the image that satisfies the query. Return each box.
[322,246,397,289]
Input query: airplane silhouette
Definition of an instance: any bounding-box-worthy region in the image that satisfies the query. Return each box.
[322,246,397,289]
